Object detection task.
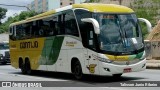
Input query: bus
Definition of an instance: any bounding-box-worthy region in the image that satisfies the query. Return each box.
[9,3,151,79]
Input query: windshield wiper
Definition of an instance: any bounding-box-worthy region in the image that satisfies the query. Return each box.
[117,17,138,54]
[123,28,139,54]
[116,20,127,49]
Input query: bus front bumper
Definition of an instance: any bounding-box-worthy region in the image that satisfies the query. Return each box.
[99,59,146,76]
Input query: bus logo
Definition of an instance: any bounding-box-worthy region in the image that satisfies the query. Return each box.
[87,64,97,73]
[20,41,38,49]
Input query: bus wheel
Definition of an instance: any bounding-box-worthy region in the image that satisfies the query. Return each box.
[73,61,83,80]
[19,59,26,74]
[21,63,27,74]
[25,60,32,75]
[113,74,122,78]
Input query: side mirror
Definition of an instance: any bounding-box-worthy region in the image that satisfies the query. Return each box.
[81,18,100,34]
[138,18,152,33]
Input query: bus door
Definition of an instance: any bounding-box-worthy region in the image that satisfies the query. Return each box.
[85,24,99,75]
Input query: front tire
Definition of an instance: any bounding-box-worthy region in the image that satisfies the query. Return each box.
[73,61,83,80]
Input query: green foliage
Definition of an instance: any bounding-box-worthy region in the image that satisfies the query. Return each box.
[0,11,36,33]
[0,7,7,24]
[18,11,36,20]
[139,22,148,39]
[130,0,160,39]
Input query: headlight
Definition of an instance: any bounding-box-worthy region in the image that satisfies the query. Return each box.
[99,58,113,63]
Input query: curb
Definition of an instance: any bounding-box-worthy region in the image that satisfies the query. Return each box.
[146,60,160,69]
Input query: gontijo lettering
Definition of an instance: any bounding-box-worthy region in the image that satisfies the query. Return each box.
[20,41,38,49]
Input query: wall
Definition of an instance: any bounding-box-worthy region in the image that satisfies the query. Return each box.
[0,34,9,42]
[145,40,160,60]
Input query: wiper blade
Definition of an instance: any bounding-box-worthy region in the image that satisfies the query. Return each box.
[117,17,138,54]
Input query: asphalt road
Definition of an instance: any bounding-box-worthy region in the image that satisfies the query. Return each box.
[0,64,160,90]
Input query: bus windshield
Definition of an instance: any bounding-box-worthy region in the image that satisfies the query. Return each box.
[94,13,143,54]
[0,43,9,50]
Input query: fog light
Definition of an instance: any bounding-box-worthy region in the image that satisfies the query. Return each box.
[104,68,110,72]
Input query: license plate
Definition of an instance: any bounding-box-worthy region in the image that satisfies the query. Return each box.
[123,68,132,73]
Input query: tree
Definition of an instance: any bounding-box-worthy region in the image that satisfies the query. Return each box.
[0,7,7,24]
[130,0,160,38]
[0,11,36,33]
[18,11,36,21]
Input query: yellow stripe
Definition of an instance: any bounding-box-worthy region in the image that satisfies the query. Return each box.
[10,10,56,26]
[105,54,129,61]
[10,3,134,26]
[73,3,134,13]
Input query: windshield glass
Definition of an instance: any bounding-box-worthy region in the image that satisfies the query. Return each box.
[94,13,143,54]
[0,43,9,50]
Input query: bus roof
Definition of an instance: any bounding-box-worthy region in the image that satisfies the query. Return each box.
[73,3,134,13]
[10,3,134,26]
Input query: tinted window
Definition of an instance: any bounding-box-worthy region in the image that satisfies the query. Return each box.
[64,10,79,37]
[10,10,79,40]
[74,9,94,48]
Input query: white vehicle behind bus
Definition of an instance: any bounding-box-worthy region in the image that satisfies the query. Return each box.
[0,41,10,65]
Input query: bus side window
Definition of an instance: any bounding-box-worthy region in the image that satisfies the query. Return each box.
[57,15,65,35]
[16,25,22,40]
[9,26,16,41]
[74,9,98,51]
[50,16,58,36]
[26,23,32,39]
[64,10,79,37]
[31,21,38,38]
[9,27,13,35]
[48,20,56,36]
[55,22,60,35]
[37,20,45,37]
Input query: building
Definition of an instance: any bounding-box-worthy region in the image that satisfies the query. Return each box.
[28,0,85,13]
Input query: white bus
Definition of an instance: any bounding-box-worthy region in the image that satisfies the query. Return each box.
[9,3,151,79]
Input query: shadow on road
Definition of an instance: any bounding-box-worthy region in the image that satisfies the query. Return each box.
[10,70,146,84]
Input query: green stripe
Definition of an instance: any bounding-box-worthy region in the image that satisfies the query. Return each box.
[128,51,144,61]
[39,36,64,65]
[136,51,144,59]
